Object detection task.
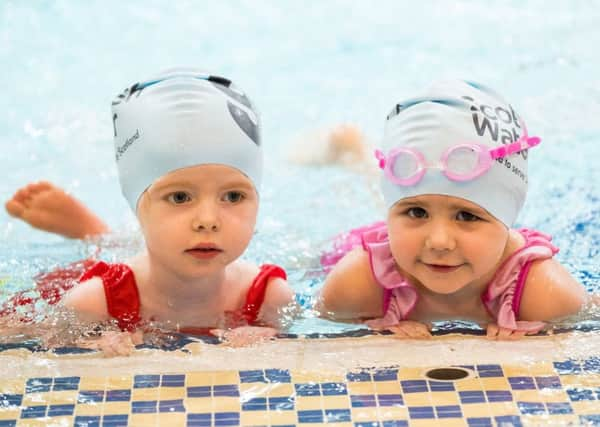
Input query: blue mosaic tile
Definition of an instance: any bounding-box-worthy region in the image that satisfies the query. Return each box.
[535,376,561,389]
[213,385,239,397]
[214,412,239,427]
[554,360,582,374]
[408,406,435,419]
[187,413,211,427]
[508,376,536,390]
[377,394,403,407]
[25,377,52,393]
[477,364,503,378]
[347,370,372,382]
[0,393,22,407]
[436,405,462,418]
[133,374,160,388]
[546,402,573,415]
[355,423,380,427]
[239,370,267,383]
[48,404,75,416]
[102,414,128,427]
[265,369,291,383]
[161,374,185,387]
[584,357,600,373]
[429,380,455,391]
[567,387,597,401]
[20,405,47,418]
[321,382,347,396]
[159,399,186,413]
[373,368,398,381]
[467,417,493,427]
[269,396,294,411]
[517,401,545,415]
[78,390,104,403]
[74,416,101,427]
[350,394,377,408]
[460,390,486,404]
[52,376,80,391]
[298,409,324,423]
[401,380,428,393]
[495,415,522,427]
[242,397,267,411]
[382,422,408,427]
[188,386,211,398]
[295,383,320,396]
[324,409,351,422]
[580,415,600,425]
[131,400,157,414]
[106,389,131,402]
[486,390,512,402]
[0,421,16,427]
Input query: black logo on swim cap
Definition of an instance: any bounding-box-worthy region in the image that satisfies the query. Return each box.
[210,81,254,110]
[227,101,259,146]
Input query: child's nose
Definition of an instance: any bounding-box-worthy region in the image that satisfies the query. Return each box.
[424,221,456,251]
[191,203,221,232]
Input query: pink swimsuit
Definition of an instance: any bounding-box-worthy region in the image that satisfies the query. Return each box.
[322,221,559,333]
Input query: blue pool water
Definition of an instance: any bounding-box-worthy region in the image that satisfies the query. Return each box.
[0,1,598,334]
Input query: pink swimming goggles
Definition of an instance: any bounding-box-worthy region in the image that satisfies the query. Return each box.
[375,131,541,186]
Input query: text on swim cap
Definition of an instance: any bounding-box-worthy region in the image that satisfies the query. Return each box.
[463,95,527,162]
[115,129,140,161]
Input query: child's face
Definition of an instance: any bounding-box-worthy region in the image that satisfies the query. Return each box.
[137,164,258,278]
[386,194,510,294]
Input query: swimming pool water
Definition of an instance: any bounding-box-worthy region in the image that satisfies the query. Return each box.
[0,1,598,334]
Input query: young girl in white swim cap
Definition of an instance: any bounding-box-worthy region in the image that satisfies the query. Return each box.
[318,80,588,339]
[3,68,295,354]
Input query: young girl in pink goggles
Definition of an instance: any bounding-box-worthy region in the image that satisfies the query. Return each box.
[318,79,589,340]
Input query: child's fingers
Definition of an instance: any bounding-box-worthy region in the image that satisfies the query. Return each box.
[486,324,528,340]
[486,324,500,338]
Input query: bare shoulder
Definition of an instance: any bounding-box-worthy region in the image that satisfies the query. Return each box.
[519,257,588,321]
[61,276,110,321]
[318,247,383,320]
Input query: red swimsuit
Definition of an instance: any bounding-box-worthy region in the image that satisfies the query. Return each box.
[1,260,287,333]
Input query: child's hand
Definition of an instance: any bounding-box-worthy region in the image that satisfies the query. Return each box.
[210,326,278,347]
[369,320,431,339]
[77,330,144,357]
[485,323,529,340]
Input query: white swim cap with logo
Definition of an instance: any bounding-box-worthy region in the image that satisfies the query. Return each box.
[381,80,530,227]
[111,67,262,212]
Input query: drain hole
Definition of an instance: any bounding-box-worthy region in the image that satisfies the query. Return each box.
[425,367,470,381]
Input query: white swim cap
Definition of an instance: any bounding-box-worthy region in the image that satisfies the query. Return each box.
[381,80,532,226]
[111,67,262,211]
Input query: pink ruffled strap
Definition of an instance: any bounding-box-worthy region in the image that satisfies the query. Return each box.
[360,225,418,328]
[482,228,559,333]
[320,221,386,270]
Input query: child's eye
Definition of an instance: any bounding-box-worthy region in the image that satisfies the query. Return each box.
[222,191,245,203]
[406,207,428,219]
[456,211,480,222]
[167,191,192,204]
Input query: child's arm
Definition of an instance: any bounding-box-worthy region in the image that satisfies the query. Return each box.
[212,277,295,347]
[316,248,384,320]
[61,277,111,322]
[518,258,588,321]
[256,276,295,328]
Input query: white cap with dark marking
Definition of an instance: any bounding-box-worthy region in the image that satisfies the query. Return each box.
[381,80,530,227]
[111,67,262,212]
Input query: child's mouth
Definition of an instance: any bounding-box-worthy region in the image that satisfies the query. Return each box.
[424,263,462,273]
[186,245,223,259]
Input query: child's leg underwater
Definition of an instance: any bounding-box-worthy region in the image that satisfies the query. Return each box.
[5,181,109,239]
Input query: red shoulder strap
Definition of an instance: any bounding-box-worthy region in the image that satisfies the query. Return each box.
[81,261,142,331]
[242,264,287,324]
